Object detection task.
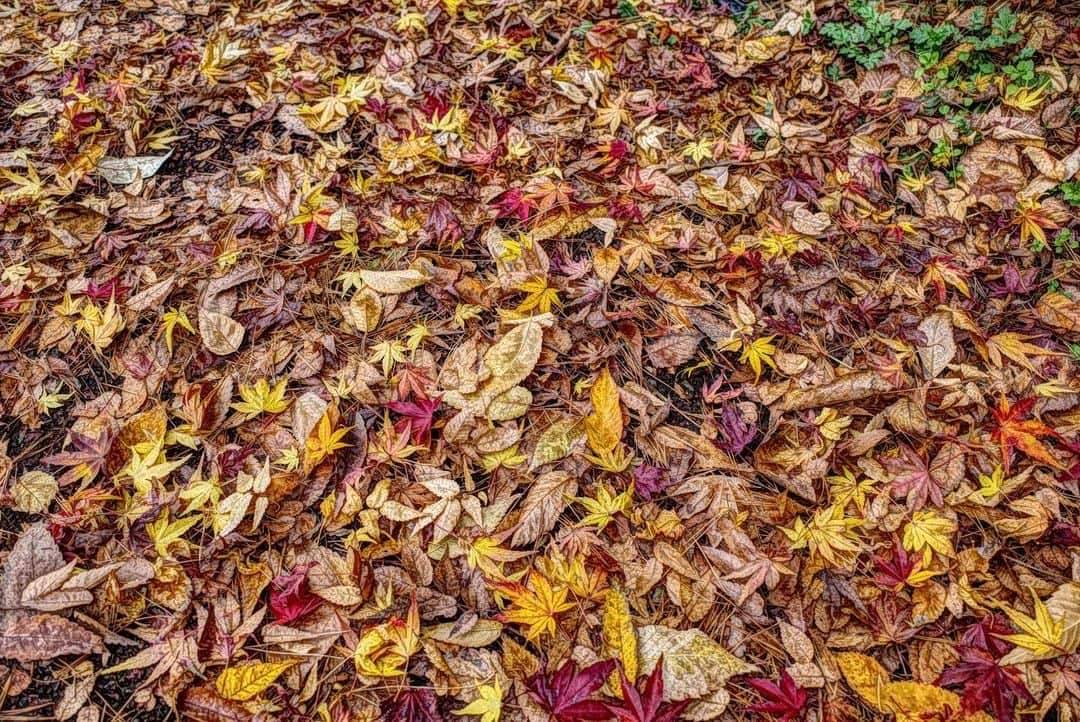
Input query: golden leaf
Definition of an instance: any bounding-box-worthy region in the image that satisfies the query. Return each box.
[584,368,622,455]
[215,660,296,702]
[602,587,637,694]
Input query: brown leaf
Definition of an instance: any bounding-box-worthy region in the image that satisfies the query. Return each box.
[0,614,103,662]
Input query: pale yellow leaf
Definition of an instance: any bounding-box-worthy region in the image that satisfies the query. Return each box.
[12,471,58,513]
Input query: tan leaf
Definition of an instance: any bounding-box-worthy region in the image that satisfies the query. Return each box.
[358,268,428,294]
[199,309,245,355]
[11,470,58,513]
[96,152,172,185]
[636,625,757,704]
[481,318,545,396]
[511,471,577,547]
[917,312,955,379]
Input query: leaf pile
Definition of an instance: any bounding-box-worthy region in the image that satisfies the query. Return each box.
[1,0,1079,720]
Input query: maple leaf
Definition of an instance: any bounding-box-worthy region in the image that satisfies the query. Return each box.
[452,679,502,722]
[43,429,115,487]
[990,396,1063,474]
[493,573,575,642]
[161,306,195,354]
[269,563,323,624]
[525,658,616,722]
[396,363,435,400]
[515,276,562,314]
[305,411,352,467]
[921,256,971,303]
[996,588,1067,661]
[633,465,673,501]
[746,669,809,722]
[938,623,1033,722]
[231,377,289,417]
[884,444,945,511]
[573,483,633,532]
[1012,197,1057,247]
[738,336,778,382]
[370,339,407,378]
[119,437,189,496]
[146,511,200,560]
[902,509,956,559]
[604,657,690,722]
[354,600,421,678]
[781,504,862,569]
[385,688,443,722]
[872,539,941,591]
[491,187,536,221]
[714,404,757,455]
[387,395,442,446]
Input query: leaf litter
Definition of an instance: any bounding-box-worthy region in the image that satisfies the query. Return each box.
[0,0,1079,721]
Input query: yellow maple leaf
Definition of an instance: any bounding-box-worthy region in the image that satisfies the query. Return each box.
[985,332,1059,372]
[781,503,862,568]
[305,410,352,467]
[573,483,633,532]
[231,377,290,417]
[1002,82,1049,112]
[354,598,421,678]
[75,296,125,350]
[902,510,956,559]
[120,438,189,496]
[494,573,575,641]
[161,306,195,354]
[515,276,562,314]
[146,510,200,560]
[452,679,502,722]
[997,588,1066,661]
[738,335,778,382]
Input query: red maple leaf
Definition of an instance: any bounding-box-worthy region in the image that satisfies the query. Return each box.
[604,657,690,722]
[937,617,1033,722]
[387,395,442,446]
[872,539,919,592]
[525,657,615,722]
[384,688,443,722]
[269,562,323,624]
[746,669,808,722]
[491,187,536,222]
[990,396,1063,474]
